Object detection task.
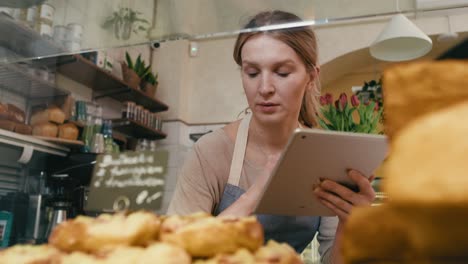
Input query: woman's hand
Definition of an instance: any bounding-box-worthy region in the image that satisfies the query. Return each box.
[313,169,375,222]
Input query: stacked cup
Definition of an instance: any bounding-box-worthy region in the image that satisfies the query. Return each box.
[53,23,83,52]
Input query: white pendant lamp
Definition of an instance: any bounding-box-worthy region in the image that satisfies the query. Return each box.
[370,14,432,61]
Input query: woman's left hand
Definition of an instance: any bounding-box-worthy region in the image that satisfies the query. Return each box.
[313,169,375,222]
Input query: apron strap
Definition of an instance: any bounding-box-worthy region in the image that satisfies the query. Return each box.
[227,113,251,186]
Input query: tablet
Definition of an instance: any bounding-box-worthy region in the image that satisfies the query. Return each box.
[254,128,388,216]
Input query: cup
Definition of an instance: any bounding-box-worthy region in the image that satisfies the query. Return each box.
[91,133,105,153]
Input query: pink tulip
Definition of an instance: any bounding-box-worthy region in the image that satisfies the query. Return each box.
[374,103,379,111]
[319,96,327,106]
[325,93,333,105]
[351,95,360,107]
[338,93,348,110]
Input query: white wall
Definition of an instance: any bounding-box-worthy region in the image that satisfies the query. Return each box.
[153,11,468,124]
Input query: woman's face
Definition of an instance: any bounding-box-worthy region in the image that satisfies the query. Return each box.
[241,34,314,125]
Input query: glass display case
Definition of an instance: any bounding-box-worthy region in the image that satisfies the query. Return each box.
[0,0,467,259]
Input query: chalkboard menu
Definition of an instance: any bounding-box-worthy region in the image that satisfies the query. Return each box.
[85,150,168,212]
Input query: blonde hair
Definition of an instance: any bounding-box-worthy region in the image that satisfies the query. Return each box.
[233,10,321,127]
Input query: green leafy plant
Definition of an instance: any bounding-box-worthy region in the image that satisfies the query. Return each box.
[102,7,149,40]
[125,52,151,79]
[124,52,158,86]
[144,71,158,86]
[318,93,383,134]
[356,79,383,107]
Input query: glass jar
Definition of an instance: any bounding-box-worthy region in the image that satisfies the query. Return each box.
[121,101,135,120]
[143,109,150,126]
[135,105,143,123]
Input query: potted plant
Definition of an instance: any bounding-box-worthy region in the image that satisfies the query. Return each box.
[122,52,158,96]
[141,71,158,97]
[102,7,149,40]
[121,52,149,89]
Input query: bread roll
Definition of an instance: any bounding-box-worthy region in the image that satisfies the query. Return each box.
[30,106,66,125]
[384,102,468,206]
[58,123,79,140]
[160,214,263,258]
[343,205,413,263]
[32,122,58,137]
[49,211,161,253]
[383,60,468,140]
[14,123,32,135]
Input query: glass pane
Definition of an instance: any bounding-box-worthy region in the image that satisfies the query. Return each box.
[3,0,466,63]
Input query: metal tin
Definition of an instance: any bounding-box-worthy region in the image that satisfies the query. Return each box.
[53,25,67,44]
[63,40,81,52]
[35,22,53,38]
[37,3,54,25]
[66,23,83,41]
[21,6,37,27]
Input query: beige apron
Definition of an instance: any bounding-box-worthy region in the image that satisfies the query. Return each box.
[214,114,320,252]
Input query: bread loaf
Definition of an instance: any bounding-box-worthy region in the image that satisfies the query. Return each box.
[383,60,468,140]
[0,103,25,123]
[6,104,25,123]
[0,119,16,131]
[384,102,468,206]
[32,122,58,137]
[30,106,66,126]
[58,123,79,140]
[14,123,32,135]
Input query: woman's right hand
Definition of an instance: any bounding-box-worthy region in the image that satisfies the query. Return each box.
[219,154,280,217]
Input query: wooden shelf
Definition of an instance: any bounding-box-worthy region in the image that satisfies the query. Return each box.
[56,55,169,112]
[111,118,166,140]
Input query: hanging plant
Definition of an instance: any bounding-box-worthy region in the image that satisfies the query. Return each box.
[102,7,149,40]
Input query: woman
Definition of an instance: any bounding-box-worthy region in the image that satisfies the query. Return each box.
[168,10,375,263]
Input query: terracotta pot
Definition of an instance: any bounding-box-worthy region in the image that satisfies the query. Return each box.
[121,62,141,89]
[141,81,157,97]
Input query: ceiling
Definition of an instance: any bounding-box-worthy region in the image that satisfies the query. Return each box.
[320,32,468,86]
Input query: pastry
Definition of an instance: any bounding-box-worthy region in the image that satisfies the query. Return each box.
[384,102,468,206]
[195,240,303,264]
[32,122,58,137]
[137,243,191,264]
[58,123,79,140]
[30,106,66,126]
[160,214,263,257]
[255,240,303,264]
[382,60,468,140]
[194,249,256,264]
[342,205,413,264]
[49,211,161,253]
[0,244,62,264]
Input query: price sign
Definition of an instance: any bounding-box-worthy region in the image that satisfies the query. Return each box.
[85,150,168,212]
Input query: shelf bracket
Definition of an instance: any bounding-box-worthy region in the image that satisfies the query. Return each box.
[93,87,131,100]
[18,144,34,164]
